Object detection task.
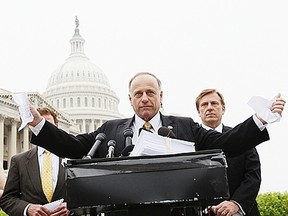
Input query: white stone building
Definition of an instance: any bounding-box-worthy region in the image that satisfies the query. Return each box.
[0,18,123,170]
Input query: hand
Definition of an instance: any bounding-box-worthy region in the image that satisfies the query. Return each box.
[271,93,286,116]
[27,204,50,216]
[256,93,286,124]
[50,202,70,216]
[28,104,43,127]
[210,200,239,216]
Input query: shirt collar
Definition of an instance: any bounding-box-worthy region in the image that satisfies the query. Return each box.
[201,123,223,133]
[37,146,46,157]
[134,112,161,132]
[37,146,55,157]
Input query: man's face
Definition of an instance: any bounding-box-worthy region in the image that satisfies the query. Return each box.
[198,92,225,128]
[129,74,163,122]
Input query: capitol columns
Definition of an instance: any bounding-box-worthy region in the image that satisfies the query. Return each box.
[82,119,86,133]
[23,125,30,152]
[89,119,95,132]
[7,118,18,168]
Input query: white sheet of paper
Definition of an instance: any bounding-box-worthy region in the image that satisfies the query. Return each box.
[11,92,33,131]
[130,130,195,156]
[43,198,64,211]
[247,96,280,123]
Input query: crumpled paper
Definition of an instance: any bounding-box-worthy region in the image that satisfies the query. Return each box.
[12,92,33,131]
[248,96,281,123]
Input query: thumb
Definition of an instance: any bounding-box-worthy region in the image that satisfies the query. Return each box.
[275,93,281,98]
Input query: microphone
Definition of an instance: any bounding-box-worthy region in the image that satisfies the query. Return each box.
[83,133,106,159]
[106,140,116,158]
[120,145,134,157]
[158,126,176,138]
[123,128,133,147]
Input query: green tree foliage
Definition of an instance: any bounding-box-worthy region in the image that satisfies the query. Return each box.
[0,210,7,216]
[257,192,288,216]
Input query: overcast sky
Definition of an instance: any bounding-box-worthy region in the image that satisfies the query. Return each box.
[1,1,287,193]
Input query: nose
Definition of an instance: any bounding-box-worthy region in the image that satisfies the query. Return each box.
[207,102,213,109]
[141,92,149,102]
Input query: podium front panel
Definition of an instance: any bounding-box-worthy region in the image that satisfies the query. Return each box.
[65,150,229,213]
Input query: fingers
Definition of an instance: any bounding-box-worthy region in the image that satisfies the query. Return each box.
[211,201,238,216]
[271,95,286,116]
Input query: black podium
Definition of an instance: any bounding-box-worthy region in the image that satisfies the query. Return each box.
[65,149,229,216]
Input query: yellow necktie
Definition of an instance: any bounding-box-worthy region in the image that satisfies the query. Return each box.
[41,150,53,202]
[143,121,152,130]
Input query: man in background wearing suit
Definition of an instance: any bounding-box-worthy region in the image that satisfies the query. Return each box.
[0,107,70,216]
[195,89,261,216]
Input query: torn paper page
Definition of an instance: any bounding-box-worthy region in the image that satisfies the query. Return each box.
[247,96,281,123]
[130,130,195,156]
[43,198,64,211]
[11,92,33,131]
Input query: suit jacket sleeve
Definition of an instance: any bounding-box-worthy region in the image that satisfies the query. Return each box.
[31,118,129,159]
[193,116,269,157]
[31,121,96,158]
[0,156,30,216]
[230,148,261,214]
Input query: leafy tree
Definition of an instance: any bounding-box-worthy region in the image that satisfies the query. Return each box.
[257,192,288,216]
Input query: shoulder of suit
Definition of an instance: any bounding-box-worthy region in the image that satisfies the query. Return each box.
[12,147,37,160]
[162,114,193,121]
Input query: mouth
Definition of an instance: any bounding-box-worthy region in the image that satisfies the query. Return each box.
[140,105,152,109]
[205,113,216,117]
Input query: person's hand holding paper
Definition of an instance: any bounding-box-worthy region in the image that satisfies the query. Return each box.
[12,92,33,131]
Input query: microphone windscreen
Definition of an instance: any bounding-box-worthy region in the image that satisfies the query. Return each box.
[95,133,106,141]
[107,140,116,147]
[158,127,176,138]
[123,128,133,137]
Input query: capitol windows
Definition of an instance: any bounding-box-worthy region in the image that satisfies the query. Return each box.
[63,98,66,108]
[85,97,88,107]
[70,98,73,107]
[77,97,80,107]
[104,99,107,109]
[92,98,95,107]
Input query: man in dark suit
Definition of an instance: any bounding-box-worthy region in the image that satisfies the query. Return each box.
[195,88,261,216]
[0,108,70,216]
[27,72,285,215]
[28,72,285,159]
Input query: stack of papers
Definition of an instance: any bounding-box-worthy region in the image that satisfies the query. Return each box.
[130,130,195,156]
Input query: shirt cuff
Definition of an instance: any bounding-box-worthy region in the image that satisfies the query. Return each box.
[24,203,31,216]
[29,118,45,136]
[231,200,245,215]
[253,114,267,131]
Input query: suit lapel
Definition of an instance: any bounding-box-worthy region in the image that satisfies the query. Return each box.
[160,114,178,135]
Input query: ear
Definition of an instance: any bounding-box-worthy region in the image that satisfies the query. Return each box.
[128,94,132,106]
[160,90,163,103]
[222,106,225,115]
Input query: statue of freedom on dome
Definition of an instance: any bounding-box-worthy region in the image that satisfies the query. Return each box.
[75,16,79,28]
